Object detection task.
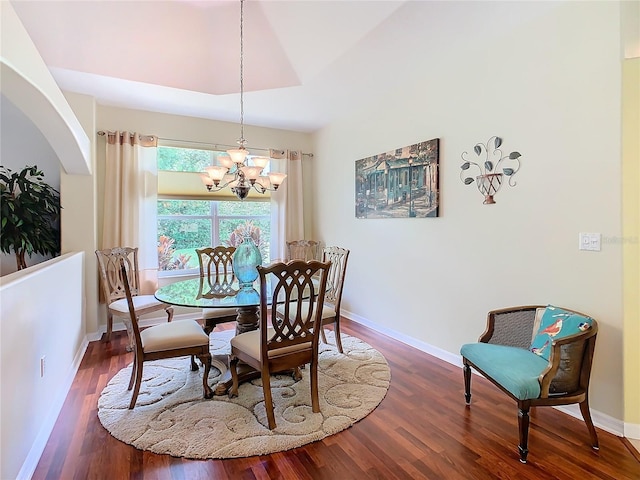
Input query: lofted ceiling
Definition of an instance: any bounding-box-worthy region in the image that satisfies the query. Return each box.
[10,0,568,133]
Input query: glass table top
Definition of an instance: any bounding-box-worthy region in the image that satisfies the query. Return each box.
[155,275,325,310]
[155,276,269,309]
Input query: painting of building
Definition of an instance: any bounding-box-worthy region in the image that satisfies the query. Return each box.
[355,138,439,219]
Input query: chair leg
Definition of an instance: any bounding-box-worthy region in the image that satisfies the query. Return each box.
[262,371,276,430]
[199,353,214,399]
[517,403,531,463]
[190,355,199,371]
[105,312,113,342]
[320,327,328,345]
[579,398,600,450]
[310,357,320,413]
[127,352,137,391]
[129,355,144,409]
[228,356,240,398]
[463,362,472,405]
[165,306,174,322]
[334,317,343,354]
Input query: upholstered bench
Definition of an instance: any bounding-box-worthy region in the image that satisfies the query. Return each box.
[460,305,599,463]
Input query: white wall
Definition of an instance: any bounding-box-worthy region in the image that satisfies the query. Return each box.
[0,94,61,276]
[311,2,624,423]
[0,253,87,480]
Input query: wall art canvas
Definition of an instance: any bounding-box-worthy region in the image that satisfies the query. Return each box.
[355,138,439,219]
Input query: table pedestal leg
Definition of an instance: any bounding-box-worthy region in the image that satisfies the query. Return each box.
[212,305,261,396]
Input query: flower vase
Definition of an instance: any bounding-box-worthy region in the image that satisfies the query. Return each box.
[233,236,262,288]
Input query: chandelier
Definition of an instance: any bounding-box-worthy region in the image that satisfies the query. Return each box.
[200,0,286,200]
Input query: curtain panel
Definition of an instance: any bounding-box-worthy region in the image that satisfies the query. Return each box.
[269,149,304,261]
[101,131,159,294]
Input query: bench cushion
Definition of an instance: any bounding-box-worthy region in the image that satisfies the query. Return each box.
[461,343,549,400]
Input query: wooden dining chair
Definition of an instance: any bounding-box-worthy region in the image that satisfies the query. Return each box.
[286,240,320,261]
[95,247,173,343]
[195,246,238,335]
[276,246,350,353]
[228,259,330,430]
[119,259,213,408]
[318,246,350,353]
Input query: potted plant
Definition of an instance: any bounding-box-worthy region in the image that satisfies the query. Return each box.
[0,165,62,270]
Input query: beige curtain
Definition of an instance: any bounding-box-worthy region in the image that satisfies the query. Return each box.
[269,149,304,260]
[101,131,159,294]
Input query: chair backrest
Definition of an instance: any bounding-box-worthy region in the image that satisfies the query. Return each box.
[95,247,141,304]
[286,240,320,261]
[258,260,330,360]
[196,246,236,279]
[322,246,350,310]
[119,258,143,355]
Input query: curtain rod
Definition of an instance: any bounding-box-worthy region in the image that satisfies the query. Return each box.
[97,131,314,158]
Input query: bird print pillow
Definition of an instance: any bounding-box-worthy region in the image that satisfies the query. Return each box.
[530,305,592,361]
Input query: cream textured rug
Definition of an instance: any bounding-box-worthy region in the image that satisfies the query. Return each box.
[98,330,390,459]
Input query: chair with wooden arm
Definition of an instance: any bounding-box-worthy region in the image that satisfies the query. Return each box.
[460,304,599,463]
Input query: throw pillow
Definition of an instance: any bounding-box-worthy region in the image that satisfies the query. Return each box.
[529,305,593,361]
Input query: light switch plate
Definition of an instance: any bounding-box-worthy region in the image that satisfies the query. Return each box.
[579,233,601,251]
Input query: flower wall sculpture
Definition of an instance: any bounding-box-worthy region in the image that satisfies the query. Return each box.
[460,136,523,204]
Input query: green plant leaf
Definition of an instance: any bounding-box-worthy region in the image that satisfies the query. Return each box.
[460,162,470,170]
[484,161,493,172]
[494,137,502,149]
[474,145,482,156]
[464,177,474,185]
[509,151,521,159]
[503,168,514,176]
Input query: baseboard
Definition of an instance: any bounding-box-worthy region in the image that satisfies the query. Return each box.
[17,336,89,480]
[342,309,625,438]
[625,422,640,440]
[343,309,463,367]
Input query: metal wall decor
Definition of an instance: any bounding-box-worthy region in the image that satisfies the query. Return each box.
[355,138,439,219]
[460,136,523,204]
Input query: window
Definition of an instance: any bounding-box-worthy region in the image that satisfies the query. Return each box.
[157,145,271,275]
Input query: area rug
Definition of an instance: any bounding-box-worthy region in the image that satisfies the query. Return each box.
[98,330,390,459]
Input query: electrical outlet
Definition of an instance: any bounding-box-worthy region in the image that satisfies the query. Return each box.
[40,356,46,378]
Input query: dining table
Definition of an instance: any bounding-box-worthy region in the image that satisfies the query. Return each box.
[155,274,273,395]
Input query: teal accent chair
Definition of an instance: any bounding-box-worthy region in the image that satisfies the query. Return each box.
[460,305,599,463]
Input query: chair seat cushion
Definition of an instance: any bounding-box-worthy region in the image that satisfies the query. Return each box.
[141,320,209,353]
[202,307,237,320]
[275,301,335,321]
[460,343,549,400]
[109,295,163,313]
[231,328,312,360]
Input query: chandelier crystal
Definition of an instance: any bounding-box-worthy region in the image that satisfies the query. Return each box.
[200,0,286,200]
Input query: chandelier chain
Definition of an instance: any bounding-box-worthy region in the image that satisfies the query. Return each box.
[239,0,245,147]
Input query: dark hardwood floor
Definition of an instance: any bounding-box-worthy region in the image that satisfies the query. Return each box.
[33,318,640,479]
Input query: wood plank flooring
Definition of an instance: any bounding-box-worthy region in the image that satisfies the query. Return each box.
[33,319,640,479]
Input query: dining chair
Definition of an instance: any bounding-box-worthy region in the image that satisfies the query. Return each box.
[228,259,330,430]
[195,246,238,335]
[119,258,213,408]
[286,240,320,261]
[460,304,599,463]
[276,246,350,353]
[95,247,173,344]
